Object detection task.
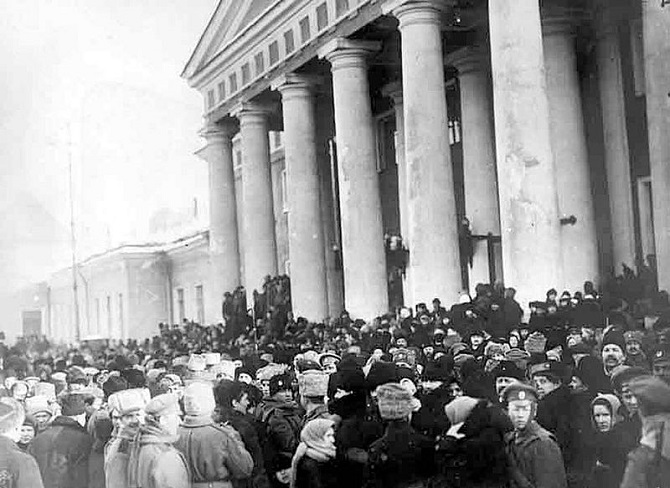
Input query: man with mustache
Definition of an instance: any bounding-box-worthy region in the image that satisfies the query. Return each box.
[601,329,627,378]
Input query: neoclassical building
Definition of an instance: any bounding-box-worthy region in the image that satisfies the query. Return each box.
[182,0,670,322]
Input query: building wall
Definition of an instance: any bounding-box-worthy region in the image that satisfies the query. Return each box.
[169,239,210,324]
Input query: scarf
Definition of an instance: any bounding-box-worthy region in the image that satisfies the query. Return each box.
[289,419,336,488]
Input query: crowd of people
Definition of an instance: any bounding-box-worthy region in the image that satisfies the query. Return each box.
[1,269,670,488]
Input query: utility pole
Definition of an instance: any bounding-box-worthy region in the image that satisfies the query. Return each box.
[67,126,81,341]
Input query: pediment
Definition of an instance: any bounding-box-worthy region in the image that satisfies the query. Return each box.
[183,0,277,81]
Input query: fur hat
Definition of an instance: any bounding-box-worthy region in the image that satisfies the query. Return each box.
[108,388,150,415]
[376,383,414,420]
[33,382,56,400]
[145,393,180,418]
[365,361,398,391]
[183,382,216,416]
[623,330,644,345]
[25,395,52,417]
[524,332,547,354]
[602,328,626,353]
[59,393,86,416]
[298,371,329,398]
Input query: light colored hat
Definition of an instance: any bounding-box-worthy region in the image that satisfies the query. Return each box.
[145,393,180,418]
[377,383,414,420]
[204,353,221,366]
[183,382,216,416]
[298,370,329,397]
[108,388,149,415]
[51,372,67,383]
[25,395,52,417]
[188,354,207,372]
[33,382,56,400]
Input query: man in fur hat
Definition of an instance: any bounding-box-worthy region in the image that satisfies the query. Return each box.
[127,393,189,488]
[175,382,253,488]
[366,383,435,488]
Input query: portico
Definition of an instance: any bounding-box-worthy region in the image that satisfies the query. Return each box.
[183,0,665,322]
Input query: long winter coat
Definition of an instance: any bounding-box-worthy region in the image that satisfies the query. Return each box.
[104,423,139,488]
[0,435,45,488]
[435,400,512,488]
[294,456,339,488]
[175,414,254,488]
[621,413,670,488]
[365,420,435,488]
[128,422,189,488]
[505,420,567,488]
[29,416,93,488]
[225,409,271,488]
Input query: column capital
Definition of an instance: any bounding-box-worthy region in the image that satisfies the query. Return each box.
[381,81,403,106]
[199,120,237,143]
[232,101,272,128]
[271,73,321,100]
[383,0,454,29]
[318,38,381,71]
[445,46,489,75]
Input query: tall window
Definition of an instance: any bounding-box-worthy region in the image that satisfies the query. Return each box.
[195,285,205,324]
[118,293,124,337]
[106,295,112,336]
[95,298,101,335]
[177,288,185,323]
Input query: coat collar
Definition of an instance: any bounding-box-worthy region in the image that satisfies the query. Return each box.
[181,414,214,428]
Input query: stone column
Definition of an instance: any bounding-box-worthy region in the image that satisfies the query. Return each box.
[315,94,345,317]
[385,0,462,306]
[643,0,670,291]
[382,81,413,307]
[272,74,328,320]
[234,103,278,292]
[542,16,600,290]
[447,46,501,295]
[488,0,562,311]
[594,7,636,273]
[196,121,241,322]
[318,38,388,319]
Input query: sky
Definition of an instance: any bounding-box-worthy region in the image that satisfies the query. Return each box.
[0,0,217,289]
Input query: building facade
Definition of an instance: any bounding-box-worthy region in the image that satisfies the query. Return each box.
[181,0,666,322]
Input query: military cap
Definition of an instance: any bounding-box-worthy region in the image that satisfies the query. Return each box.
[529,361,566,379]
[651,344,670,365]
[319,352,341,368]
[269,373,292,397]
[627,375,670,415]
[145,393,180,417]
[295,359,322,373]
[491,360,525,381]
[501,382,539,403]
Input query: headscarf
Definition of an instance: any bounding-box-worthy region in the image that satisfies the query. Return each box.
[591,394,623,431]
[290,419,336,488]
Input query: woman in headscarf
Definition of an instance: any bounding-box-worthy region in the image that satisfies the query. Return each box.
[290,418,338,488]
[589,394,624,488]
